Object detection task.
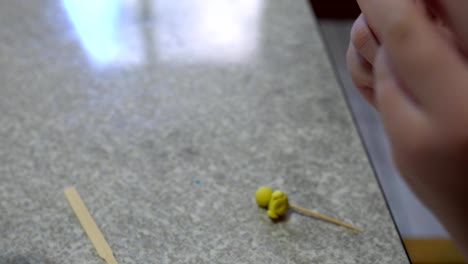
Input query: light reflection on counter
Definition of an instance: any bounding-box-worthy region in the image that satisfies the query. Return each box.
[62,0,143,67]
[155,0,264,64]
[62,0,263,67]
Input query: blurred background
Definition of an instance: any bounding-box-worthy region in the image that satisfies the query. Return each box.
[309,1,464,263]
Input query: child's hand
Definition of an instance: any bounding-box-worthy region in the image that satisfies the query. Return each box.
[347,1,453,107]
[352,0,468,258]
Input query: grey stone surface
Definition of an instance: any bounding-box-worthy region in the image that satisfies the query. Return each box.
[0,0,408,263]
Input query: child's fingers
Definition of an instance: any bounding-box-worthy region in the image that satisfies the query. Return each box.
[373,49,427,153]
[347,45,376,106]
[357,0,468,113]
[350,14,379,64]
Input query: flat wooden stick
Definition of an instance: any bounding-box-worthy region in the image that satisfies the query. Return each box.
[290,204,363,232]
[65,187,118,264]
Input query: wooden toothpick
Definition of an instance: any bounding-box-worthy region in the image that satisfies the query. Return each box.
[290,204,363,232]
[65,187,118,264]
[256,187,363,232]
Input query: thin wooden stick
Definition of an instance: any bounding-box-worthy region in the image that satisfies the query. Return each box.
[65,187,118,264]
[290,204,363,232]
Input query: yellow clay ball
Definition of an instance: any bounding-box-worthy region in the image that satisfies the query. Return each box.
[255,186,273,208]
[267,190,289,219]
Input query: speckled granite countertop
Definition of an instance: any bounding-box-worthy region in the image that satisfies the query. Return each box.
[0,0,409,263]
